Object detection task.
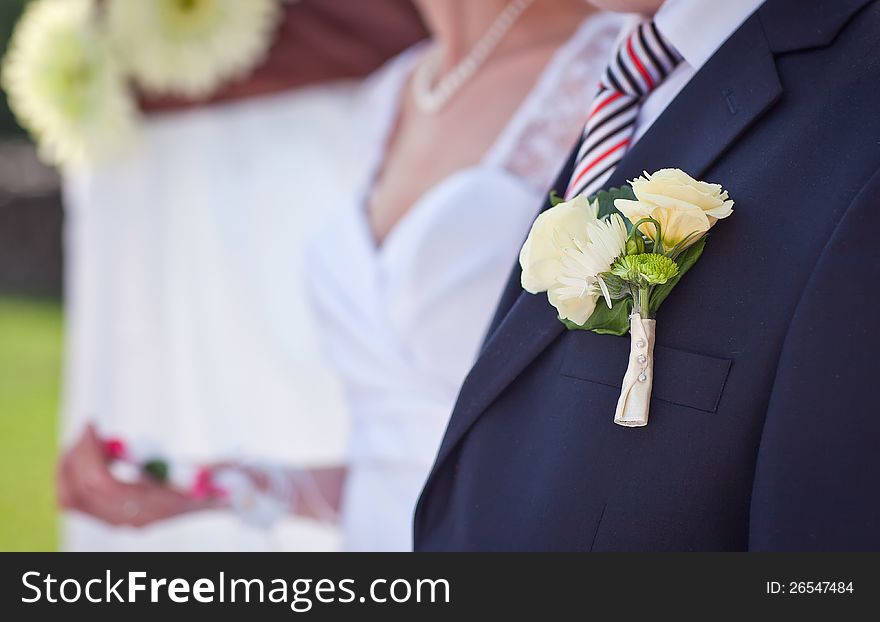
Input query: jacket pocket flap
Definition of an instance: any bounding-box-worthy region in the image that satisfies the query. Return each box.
[560,331,732,413]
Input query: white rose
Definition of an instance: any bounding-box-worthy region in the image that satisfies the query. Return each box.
[519,195,598,294]
[614,168,734,249]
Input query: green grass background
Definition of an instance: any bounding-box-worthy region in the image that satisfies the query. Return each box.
[0,3,67,550]
[0,295,61,551]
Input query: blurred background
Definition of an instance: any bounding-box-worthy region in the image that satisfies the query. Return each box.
[0,0,62,552]
[0,0,426,552]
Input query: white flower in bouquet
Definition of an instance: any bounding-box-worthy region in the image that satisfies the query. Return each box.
[519,194,599,294]
[615,168,734,249]
[520,195,629,325]
[548,213,629,325]
[1,0,137,167]
[107,0,282,98]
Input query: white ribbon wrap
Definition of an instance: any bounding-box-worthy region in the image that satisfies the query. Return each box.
[614,313,656,427]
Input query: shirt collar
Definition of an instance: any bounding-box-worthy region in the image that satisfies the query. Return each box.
[652,0,767,71]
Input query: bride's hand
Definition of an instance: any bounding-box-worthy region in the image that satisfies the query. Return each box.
[57,424,211,528]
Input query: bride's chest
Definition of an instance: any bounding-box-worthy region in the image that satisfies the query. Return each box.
[367,128,497,247]
[312,165,541,327]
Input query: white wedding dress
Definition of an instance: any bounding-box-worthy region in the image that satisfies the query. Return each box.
[307,13,622,551]
[62,84,359,551]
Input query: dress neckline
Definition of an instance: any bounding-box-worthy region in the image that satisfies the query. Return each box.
[355,11,621,256]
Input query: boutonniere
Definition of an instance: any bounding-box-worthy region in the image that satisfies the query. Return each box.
[519,168,734,427]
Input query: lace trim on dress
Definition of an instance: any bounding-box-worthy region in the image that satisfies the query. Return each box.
[353,13,624,202]
[495,13,623,192]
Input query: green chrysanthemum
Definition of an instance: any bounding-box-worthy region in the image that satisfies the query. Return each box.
[612,253,679,286]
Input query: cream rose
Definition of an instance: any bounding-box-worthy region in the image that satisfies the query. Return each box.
[519,195,598,294]
[614,168,734,249]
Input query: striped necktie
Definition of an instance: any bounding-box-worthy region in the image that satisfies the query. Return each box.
[565,21,683,200]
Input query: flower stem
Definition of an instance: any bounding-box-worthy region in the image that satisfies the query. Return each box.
[628,217,664,255]
[637,287,651,319]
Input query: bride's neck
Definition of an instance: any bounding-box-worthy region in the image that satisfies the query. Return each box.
[414,0,593,70]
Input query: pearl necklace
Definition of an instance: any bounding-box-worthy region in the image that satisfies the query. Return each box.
[411,0,536,114]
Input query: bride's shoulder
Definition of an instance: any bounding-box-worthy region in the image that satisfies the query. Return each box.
[566,11,627,68]
[511,11,624,122]
[492,11,625,191]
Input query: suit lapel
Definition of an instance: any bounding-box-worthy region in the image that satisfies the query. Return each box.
[431,12,784,471]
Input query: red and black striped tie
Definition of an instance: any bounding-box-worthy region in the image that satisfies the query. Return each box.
[565,21,683,200]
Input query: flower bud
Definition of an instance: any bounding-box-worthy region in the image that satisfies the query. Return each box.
[625,235,645,256]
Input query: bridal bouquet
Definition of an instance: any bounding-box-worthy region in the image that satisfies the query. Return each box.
[102,436,298,528]
[101,437,219,497]
[520,169,734,427]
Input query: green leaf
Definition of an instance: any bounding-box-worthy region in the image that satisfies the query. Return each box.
[648,236,706,315]
[561,297,633,336]
[548,190,565,206]
[597,272,629,300]
[143,459,169,483]
[590,185,636,221]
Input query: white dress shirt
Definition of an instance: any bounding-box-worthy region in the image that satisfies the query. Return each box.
[633,0,767,141]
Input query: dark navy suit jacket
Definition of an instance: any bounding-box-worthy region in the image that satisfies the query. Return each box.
[414,0,880,551]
